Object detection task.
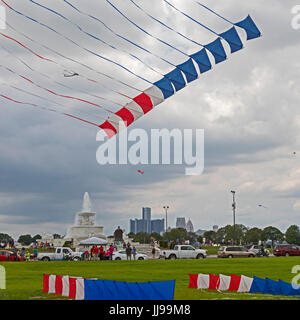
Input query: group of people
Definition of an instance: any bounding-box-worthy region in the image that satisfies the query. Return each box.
[9,246,39,261]
[80,243,140,261]
[125,243,137,260]
[82,244,115,261]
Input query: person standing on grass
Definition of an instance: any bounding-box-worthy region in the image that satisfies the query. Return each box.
[26,250,31,261]
[20,247,26,260]
[94,246,99,261]
[12,246,18,261]
[84,250,89,261]
[90,246,94,261]
[126,244,132,260]
[152,247,156,259]
[99,245,104,260]
[132,246,137,260]
[33,246,38,261]
[109,244,114,260]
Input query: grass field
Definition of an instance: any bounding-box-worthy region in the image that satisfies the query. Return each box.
[0,257,299,300]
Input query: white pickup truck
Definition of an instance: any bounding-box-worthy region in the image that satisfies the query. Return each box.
[37,247,82,261]
[160,245,207,260]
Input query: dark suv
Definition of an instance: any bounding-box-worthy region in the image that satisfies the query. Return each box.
[273,244,300,256]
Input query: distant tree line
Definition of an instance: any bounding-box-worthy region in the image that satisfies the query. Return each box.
[127,224,300,247]
[2,224,300,247]
[0,233,63,246]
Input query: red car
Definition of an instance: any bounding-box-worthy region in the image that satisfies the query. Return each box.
[0,250,24,261]
[273,244,300,257]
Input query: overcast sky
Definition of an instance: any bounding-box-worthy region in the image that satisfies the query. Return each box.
[0,0,299,239]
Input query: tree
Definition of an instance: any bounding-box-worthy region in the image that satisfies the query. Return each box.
[186,232,198,244]
[285,225,300,245]
[245,228,262,244]
[214,225,247,245]
[0,233,13,243]
[197,235,203,244]
[261,226,284,247]
[127,232,135,239]
[163,228,188,243]
[133,232,150,244]
[53,234,62,239]
[32,234,42,241]
[203,231,217,243]
[150,232,163,241]
[18,234,33,246]
[231,224,248,244]
[215,227,227,244]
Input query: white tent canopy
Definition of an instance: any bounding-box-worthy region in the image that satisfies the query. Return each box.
[79,237,108,246]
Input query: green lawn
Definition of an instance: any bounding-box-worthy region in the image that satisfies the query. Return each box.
[0,257,299,300]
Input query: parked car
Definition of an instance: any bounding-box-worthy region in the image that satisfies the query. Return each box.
[273,244,300,257]
[218,246,256,258]
[112,250,148,260]
[159,245,207,259]
[0,250,24,261]
[37,247,82,261]
[247,245,270,256]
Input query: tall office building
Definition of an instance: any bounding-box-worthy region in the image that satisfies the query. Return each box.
[176,217,186,229]
[151,219,165,234]
[142,207,151,221]
[142,207,151,233]
[130,207,164,235]
[186,219,194,233]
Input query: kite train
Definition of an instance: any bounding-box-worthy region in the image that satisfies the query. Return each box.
[0,1,261,135]
[98,13,261,137]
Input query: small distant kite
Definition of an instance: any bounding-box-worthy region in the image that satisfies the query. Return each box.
[137,170,144,175]
[63,70,79,78]
[258,205,268,209]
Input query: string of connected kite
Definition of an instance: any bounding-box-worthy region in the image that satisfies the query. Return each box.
[0,0,261,131]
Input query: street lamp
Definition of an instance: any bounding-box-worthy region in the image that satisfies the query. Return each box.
[163,206,169,233]
[231,191,236,245]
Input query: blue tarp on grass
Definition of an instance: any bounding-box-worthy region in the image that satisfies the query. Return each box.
[84,279,175,300]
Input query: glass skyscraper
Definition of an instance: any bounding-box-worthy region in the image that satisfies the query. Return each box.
[130,207,164,234]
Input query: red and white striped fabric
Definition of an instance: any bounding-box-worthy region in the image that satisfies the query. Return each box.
[75,278,85,300]
[62,275,70,297]
[228,274,241,291]
[237,275,253,293]
[48,275,56,294]
[197,273,209,289]
[217,274,231,291]
[99,86,164,138]
[189,273,253,293]
[43,274,84,300]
